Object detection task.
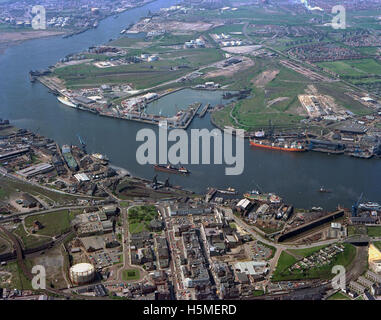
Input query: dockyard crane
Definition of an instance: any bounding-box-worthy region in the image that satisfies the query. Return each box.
[352,193,363,217]
[77,134,87,154]
[268,119,274,138]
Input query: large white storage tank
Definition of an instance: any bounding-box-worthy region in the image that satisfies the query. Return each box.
[69,263,95,285]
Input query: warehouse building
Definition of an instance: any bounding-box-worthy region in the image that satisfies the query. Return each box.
[16,163,54,178]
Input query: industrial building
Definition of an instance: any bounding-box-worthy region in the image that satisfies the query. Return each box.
[0,147,29,161]
[277,210,344,242]
[16,163,54,178]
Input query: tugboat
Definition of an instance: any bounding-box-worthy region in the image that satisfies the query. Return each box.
[154,164,190,175]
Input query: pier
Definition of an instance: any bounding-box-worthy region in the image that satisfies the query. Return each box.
[198,103,210,118]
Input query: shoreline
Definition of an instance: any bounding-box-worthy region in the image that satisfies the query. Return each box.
[0,0,157,56]
[0,30,66,55]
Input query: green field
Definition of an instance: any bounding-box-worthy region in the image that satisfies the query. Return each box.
[0,234,10,254]
[0,261,33,290]
[272,251,297,280]
[128,205,158,234]
[327,291,351,300]
[272,244,356,282]
[0,175,88,203]
[212,62,308,129]
[13,209,77,249]
[24,209,74,237]
[367,226,381,237]
[53,47,224,89]
[373,241,381,251]
[318,59,381,77]
[122,268,140,281]
[289,245,327,258]
[252,289,265,297]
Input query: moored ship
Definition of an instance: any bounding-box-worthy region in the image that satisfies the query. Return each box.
[243,191,282,203]
[217,187,237,194]
[154,164,190,175]
[91,153,109,162]
[359,202,380,210]
[249,139,305,152]
[57,96,78,109]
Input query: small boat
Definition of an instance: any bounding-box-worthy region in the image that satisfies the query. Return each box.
[318,187,331,193]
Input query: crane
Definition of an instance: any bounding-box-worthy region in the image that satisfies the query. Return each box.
[352,193,363,217]
[77,134,87,154]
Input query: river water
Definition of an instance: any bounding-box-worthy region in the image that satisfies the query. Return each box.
[0,0,379,209]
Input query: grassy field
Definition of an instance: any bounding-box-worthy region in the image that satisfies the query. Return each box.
[272,244,356,281]
[373,241,381,251]
[0,234,10,254]
[0,175,87,203]
[212,61,310,129]
[122,268,140,281]
[327,291,351,300]
[14,224,52,249]
[272,251,297,280]
[14,209,78,249]
[53,47,224,89]
[315,82,372,116]
[24,209,74,237]
[0,261,33,290]
[128,205,158,234]
[318,59,381,77]
[289,245,327,258]
[252,289,265,297]
[367,226,381,237]
[348,225,366,237]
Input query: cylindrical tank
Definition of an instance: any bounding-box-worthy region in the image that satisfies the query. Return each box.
[69,263,95,285]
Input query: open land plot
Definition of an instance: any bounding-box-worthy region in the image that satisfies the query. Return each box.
[13,223,52,249]
[53,48,225,89]
[272,244,356,282]
[0,176,86,204]
[0,30,64,44]
[367,226,381,237]
[0,261,33,290]
[0,234,11,254]
[317,59,381,77]
[128,19,214,33]
[188,6,322,25]
[327,291,351,300]
[314,83,373,115]
[214,63,310,129]
[205,56,255,78]
[252,69,280,87]
[29,246,67,289]
[24,209,74,237]
[221,45,262,55]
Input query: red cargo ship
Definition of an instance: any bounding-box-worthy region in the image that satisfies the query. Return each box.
[249,139,305,152]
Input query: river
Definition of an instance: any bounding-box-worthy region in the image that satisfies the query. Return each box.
[0,0,379,210]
